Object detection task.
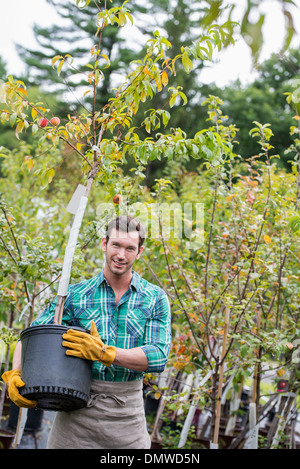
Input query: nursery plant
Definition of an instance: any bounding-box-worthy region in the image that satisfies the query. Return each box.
[139,97,300,449]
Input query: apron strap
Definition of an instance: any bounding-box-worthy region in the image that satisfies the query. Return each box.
[87,392,126,408]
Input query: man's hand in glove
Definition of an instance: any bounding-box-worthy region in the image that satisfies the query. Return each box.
[62,320,116,367]
[1,369,37,408]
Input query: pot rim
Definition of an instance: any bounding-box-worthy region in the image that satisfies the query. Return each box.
[0,429,15,437]
[20,324,89,338]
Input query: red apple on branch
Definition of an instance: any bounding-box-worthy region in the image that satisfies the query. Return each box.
[50,117,60,126]
[113,194,123,204]
[38,117,48,128]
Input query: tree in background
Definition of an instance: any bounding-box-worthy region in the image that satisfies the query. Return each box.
[7,0,299,183]
[17,0,154,113]
[138,97,300,449]
[16,1,212,141]
[200,48,300,170]
[0,0,237,319]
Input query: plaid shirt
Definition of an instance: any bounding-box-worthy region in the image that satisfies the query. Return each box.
[32,270,171,382]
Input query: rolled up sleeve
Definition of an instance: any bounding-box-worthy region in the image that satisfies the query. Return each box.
[141,292,171,373]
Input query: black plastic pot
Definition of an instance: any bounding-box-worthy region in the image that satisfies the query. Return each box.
[0,429,15,449]
[20,324,93,412]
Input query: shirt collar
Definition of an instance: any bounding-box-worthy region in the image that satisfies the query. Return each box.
[97,269,140,291]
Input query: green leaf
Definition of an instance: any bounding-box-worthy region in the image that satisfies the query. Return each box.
[182,52,193,73]
[169,93,177,108]
[162,110,170,127]
[289,215,300,233]
[125,12,133,25]
[41,168,55,188]
[179,91,188,105]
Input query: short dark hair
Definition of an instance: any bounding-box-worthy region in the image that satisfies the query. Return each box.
[105,216,145,249]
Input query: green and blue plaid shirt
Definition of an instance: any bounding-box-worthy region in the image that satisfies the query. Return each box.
[32,270,171,382]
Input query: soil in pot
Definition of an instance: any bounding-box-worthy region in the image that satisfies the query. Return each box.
[20,324,93,412]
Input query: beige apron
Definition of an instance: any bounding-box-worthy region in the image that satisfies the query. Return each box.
[47,379,151,449]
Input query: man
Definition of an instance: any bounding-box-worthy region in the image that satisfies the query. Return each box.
[2,215,171,449]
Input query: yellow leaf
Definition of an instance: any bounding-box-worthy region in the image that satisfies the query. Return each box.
[83,89,91,100]
[100,54,110,68]
[264,235,271,244]
[27,159,33,171]
[23,155,33,171]
[31,108,38,120]
[161,70,168,87]
[52,55,63,68]
[156,76,162,92]
[173,362,184,370]
[60,129,69,139]
[17,87,27,96]
[154,392,161,400]
[57,59,65,76]
[15,121,24,138]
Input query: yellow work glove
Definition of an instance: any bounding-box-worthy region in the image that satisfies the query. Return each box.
[1,369,37,408]
[62,320,116,367]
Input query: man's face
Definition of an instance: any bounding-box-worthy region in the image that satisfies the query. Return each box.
[102,228,143,276]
